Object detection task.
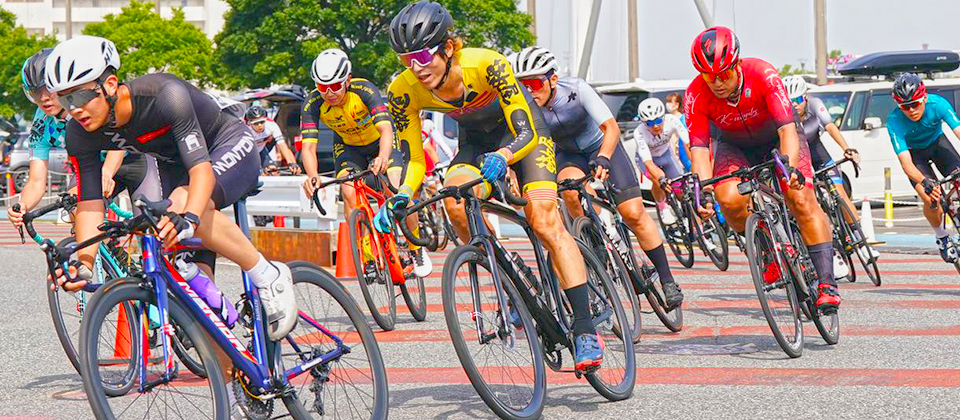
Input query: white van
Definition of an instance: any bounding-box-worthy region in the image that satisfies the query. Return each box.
[808,78,960,200]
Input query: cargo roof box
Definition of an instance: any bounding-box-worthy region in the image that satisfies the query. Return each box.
[838,50,960,77]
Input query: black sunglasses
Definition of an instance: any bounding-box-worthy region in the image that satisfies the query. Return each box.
[57,85,103,111]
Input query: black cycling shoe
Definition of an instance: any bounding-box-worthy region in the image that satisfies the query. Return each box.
[662,281,684,310]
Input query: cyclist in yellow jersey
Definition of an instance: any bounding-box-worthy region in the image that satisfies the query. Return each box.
[377,0,604,372]
[300,48,432,276]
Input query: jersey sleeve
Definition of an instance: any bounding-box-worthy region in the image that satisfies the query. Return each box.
[352,79,393,127]
[810,97,834,127]
[300,90,323,144]
[886,110,909,155]
[758,63,795,127]
[632,126,653,164]
[388,76,426,196]
[266,120,284,141]
[65,123,104,202]
[684,80,712,149]
[666,114,689,144]
[157,81,211,169]
[934,95,960,130]
[576,79,614,125]
[28,108,51,161]
[482,52,542,162]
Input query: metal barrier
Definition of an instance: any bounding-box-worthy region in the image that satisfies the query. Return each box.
[219,175,340,231]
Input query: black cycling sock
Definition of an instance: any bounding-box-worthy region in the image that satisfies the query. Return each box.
[564,284,595,336]
[644,245,676,286]
[808,242,836,287]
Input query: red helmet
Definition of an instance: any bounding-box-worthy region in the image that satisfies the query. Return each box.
[691,26,741,73]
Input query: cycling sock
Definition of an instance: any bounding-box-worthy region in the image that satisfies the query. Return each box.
[935,226,949,239]
[247,254,280,288]
[808,242,836,287]
[564,284,596,336]
[644,245,676,285]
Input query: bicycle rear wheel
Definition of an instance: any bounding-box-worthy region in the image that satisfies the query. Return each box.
[282,262,389,420]
[80,277,227,420]
[572,217,641,343]
[575,241,636,401]
[442,245,545,420]
[745,214,803,358]
[418,205,441,252]
[622,224,683,331]
[657,201,694,268]
[698,215,730,271]
[839,200,881,286]
[348,209,397,331]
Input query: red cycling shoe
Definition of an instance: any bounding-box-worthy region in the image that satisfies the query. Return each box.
[816,284,841,313]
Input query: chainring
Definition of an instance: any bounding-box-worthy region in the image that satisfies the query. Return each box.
[232,374,275,420]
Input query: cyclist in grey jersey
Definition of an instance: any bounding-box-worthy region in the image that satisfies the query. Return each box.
[510,46,683,308]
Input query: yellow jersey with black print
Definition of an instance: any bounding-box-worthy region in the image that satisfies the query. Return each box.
[301,78,393,147]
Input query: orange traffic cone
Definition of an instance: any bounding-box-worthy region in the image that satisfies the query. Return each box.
[335,222,357,279]
[113,304,132,359]
[273,215,285,227]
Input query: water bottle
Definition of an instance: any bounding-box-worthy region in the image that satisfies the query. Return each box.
[176,260,239,328]
[511,252,540,297]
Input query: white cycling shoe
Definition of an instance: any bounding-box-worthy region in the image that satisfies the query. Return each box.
[259,262,298,341]
[413,248,433,277]
[858,244,879,262]
[660,206,678,225]
[833,252,850,280]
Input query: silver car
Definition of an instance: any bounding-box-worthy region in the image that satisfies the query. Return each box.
[2,132,69,193]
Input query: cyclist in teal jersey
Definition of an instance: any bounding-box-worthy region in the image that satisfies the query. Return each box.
[887,73,960,262]
[7,48,158,231]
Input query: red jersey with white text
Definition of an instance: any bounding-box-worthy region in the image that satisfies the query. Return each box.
[683,57,795,148]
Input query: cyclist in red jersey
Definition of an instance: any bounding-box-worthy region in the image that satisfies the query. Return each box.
[685,26,840,312]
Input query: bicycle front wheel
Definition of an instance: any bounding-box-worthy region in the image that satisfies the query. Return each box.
[80,277,228,420]
[572,216,641,343]
[657,201,694,268]
[282,262,389,420]
[348,209,397,331]
[698,215,730,271]
[745,214,803,358]
[622,224,683,331]
[442,245,546,420]
[839,200,881,286]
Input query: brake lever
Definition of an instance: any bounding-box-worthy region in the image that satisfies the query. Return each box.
[311,178,327,216]
[13,203,25,244]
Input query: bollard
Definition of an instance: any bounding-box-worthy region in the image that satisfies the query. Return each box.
[5,173,13,198]
[884,167,893,228]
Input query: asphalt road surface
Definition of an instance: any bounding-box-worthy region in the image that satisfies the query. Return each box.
[1,217,959,420]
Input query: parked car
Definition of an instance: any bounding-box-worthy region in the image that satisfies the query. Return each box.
[2,131,69,194]
[232,86,335,174]
[808,50,960,200]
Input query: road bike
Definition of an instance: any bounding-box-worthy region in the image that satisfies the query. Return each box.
[929,167,960,276]
[655,173,730,270]
[311,169,427,331]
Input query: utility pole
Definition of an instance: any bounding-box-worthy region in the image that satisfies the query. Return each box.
[65,0,72,39]
[577,0,603,79]
[156,0,161,15]
[628,0,639,82]
[815,0,827,85]
[527,0,536,39]
[693,0,714,28]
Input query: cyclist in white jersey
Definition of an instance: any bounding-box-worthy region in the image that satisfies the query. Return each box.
[633,98,688,224]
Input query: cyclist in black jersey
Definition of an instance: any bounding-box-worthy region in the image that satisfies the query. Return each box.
[511,46,684,308]
[45,35,298,343]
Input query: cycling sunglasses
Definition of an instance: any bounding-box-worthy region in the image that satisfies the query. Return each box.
[23,86,48,105]
[899,98,924,110]
[792,95,805,105]
[700,68,737,83]
[645,117,664,127]
[57,84,102,111]
[317,81,345,93]
[519,76,549,91]
[398,44,442,68]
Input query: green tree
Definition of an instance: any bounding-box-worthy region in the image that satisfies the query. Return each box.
[214,0,535,90]
[777,63,807,76]
[83,0,215,86]
[0,7,57,119]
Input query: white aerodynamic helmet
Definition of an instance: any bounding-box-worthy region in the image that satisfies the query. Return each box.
[637,97,666,122]
[782,75,808,100]
[44,35,120,93]
[510,46,558,79]
[311,48,352,85]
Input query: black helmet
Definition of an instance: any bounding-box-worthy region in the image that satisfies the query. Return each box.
[389,1,453,53]
[245,105,267,122]
[21,48,53,97]
[892,72,927,104]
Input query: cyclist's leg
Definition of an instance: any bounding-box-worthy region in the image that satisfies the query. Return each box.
[908,145,946,230]
[334,138,365,219]
[556,149,589,219]
[711,141,753,233]
[781,139,839,297]
[604,144,681,301]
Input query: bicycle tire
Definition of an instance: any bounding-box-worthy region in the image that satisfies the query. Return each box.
[745,214,803,358]
[657,200,694,268]
[697,213,730,271]
[442,245,546,420]
[575,240,636,401]
[79,277,227,420]
[622,223,683,331]
[572,217,642,343]
[401,271,428,322]
[838,200,881,286]
[283,262,390,420]
[171,323,208,379]
[348,209,397,331]
[432,202,451,251]
[809,300,840,345]
[419,206,441,252]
